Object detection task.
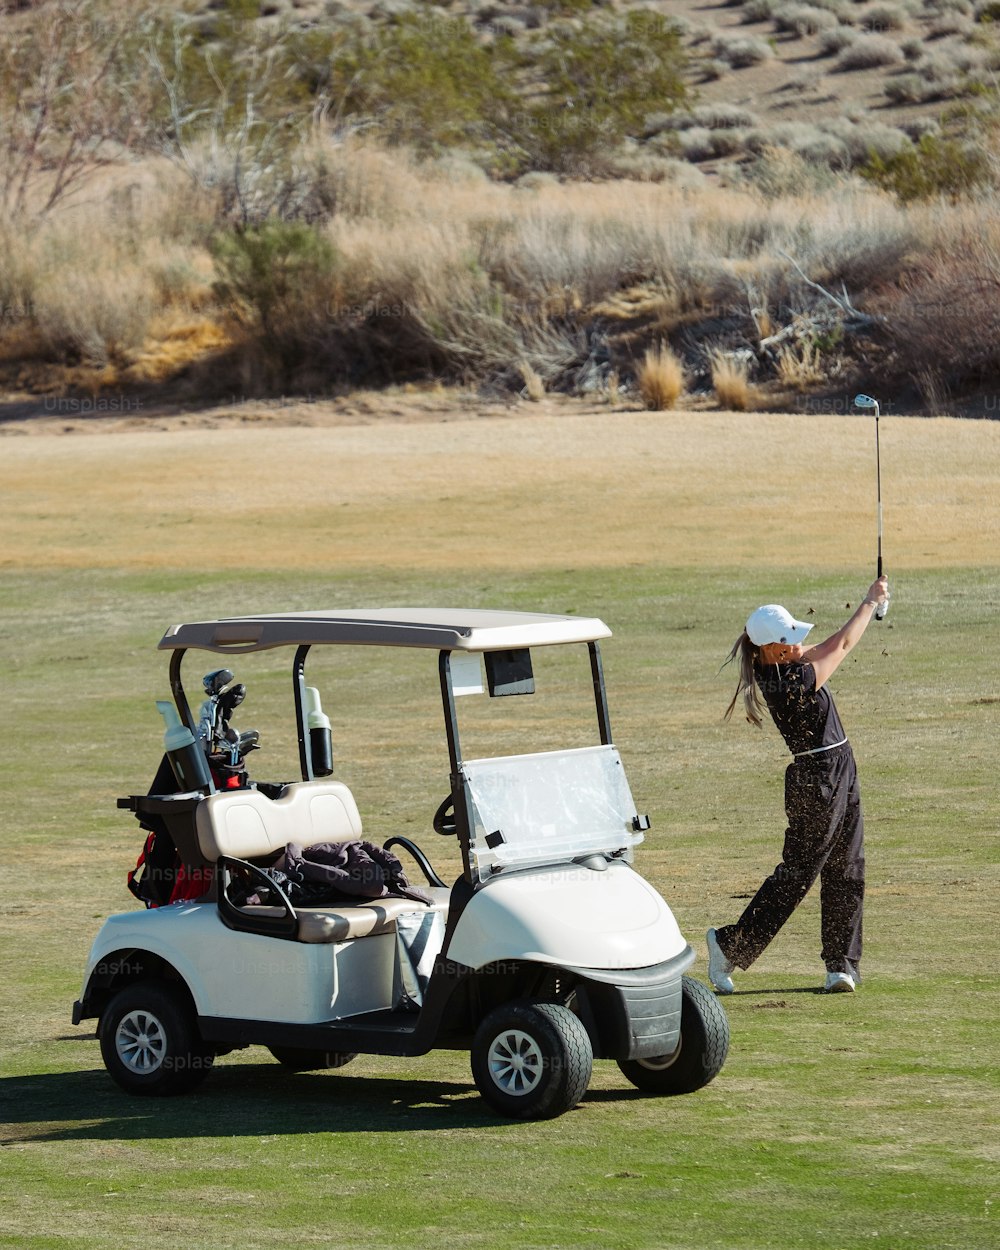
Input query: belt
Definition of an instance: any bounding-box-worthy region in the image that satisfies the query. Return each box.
[794,737,848,758]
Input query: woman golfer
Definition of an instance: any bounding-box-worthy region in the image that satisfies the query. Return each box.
[707,576,889,994]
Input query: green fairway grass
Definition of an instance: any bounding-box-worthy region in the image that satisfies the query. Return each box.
[1,414,997,1250]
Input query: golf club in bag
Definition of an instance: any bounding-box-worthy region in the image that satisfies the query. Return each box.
[854,394,889,620]
[197,668,260,789]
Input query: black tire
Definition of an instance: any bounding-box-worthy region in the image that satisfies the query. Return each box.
[99,980,215,1097]
[471,1000,593,1121]
[267,1047,357,1072]
[617,975,729,1096]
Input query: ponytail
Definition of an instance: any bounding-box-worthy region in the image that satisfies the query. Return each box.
[722,630,766,728]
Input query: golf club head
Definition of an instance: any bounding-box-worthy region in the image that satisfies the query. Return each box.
[238,729,260,754]
[203,668,235,696]
[854,393,878,410]
[217,682,246,722]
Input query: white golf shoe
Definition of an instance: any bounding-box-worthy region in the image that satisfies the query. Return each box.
[706,928,735,995]
[824,971,856,993]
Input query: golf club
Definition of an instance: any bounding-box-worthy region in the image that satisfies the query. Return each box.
[854,394,889,620]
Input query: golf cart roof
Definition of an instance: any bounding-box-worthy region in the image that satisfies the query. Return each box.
[158,609,612,655]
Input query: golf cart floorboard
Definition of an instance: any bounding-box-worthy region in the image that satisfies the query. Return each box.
[201,1008,450,1058]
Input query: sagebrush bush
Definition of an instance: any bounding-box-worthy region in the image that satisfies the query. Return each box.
[861,2,909,30]
[773,4,840,35]
[835,33,906,67]
[818,26,859,53]
[711,33,776,65]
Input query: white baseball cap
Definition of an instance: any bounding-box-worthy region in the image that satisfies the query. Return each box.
[745,604,813,647]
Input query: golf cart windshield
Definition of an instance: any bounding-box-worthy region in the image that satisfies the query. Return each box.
[462,744,643,881]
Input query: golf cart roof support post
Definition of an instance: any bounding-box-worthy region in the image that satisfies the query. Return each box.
[589,641,613,746]
[439,650,463,776]
[439,650,475,882]
[168,648,197,736]
[293,644,313,782]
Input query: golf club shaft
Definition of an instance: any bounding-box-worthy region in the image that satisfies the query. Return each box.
[875,409,888,619]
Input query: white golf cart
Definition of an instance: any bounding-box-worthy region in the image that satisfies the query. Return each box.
[74,609,728,1121]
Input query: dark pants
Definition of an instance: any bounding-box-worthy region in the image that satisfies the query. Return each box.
[715,744,865,978]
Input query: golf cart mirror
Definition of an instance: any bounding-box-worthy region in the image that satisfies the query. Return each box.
[485,648,534,697]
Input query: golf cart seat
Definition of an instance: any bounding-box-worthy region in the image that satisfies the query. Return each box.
[196,781,449,943]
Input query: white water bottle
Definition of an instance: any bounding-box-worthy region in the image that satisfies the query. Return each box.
[305,687,333,777]
[157,701,213,793]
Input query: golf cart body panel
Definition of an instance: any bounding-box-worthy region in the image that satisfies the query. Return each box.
[448,861,687,970]
[75,606,729,1117]
[77,905,402,1025]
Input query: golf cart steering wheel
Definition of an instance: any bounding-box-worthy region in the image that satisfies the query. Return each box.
[433,794,457,837]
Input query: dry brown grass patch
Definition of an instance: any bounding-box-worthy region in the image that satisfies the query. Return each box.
[709,349,752,410]
[638,342,685,409]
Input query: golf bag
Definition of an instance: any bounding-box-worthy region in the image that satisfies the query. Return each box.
[126,756,213,908]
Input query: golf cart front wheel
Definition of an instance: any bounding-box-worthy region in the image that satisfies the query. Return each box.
[99,979,215,1097]
[472,1001,593,1121]
[617,975,729,1096]
[267,1046,357,1072]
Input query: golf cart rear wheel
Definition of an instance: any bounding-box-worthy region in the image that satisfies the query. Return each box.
[472,1000,593,1121]
[617,975,729,1096]
[99,979,215,1097]
[267,1046,357,1072]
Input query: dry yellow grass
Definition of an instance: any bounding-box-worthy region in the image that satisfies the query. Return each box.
[2,404,998,574]
[519,360,546,401]
[638,343,685,410]
[709,350,751,411]
[776,339,825,388]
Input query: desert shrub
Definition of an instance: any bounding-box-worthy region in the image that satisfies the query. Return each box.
[927,10,975,31]
[808,0,855,16]
[211,220,340,376]
[303,13,513,151]
[735,144,840,195]
[884,72,940,101]
[835,33,906,66]
[34,263,155,367]
[0,0,152,222]
[772,4,840,34]
[741,0,776,20]
[861,130,992,198]
[824,118,914,165]
[878,230,1000,388]
[507,11,689,174]
[818,26,859,53]
[701,58,731,80]
[860,2,909,30]
[637,342,684,409]
[711,33,776,65]
[669,104,760,129]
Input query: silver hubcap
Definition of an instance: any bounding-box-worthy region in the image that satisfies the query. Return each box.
[116,1009,167,1074]
[637,1041,682,1072]
[487,1028,544,1096]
